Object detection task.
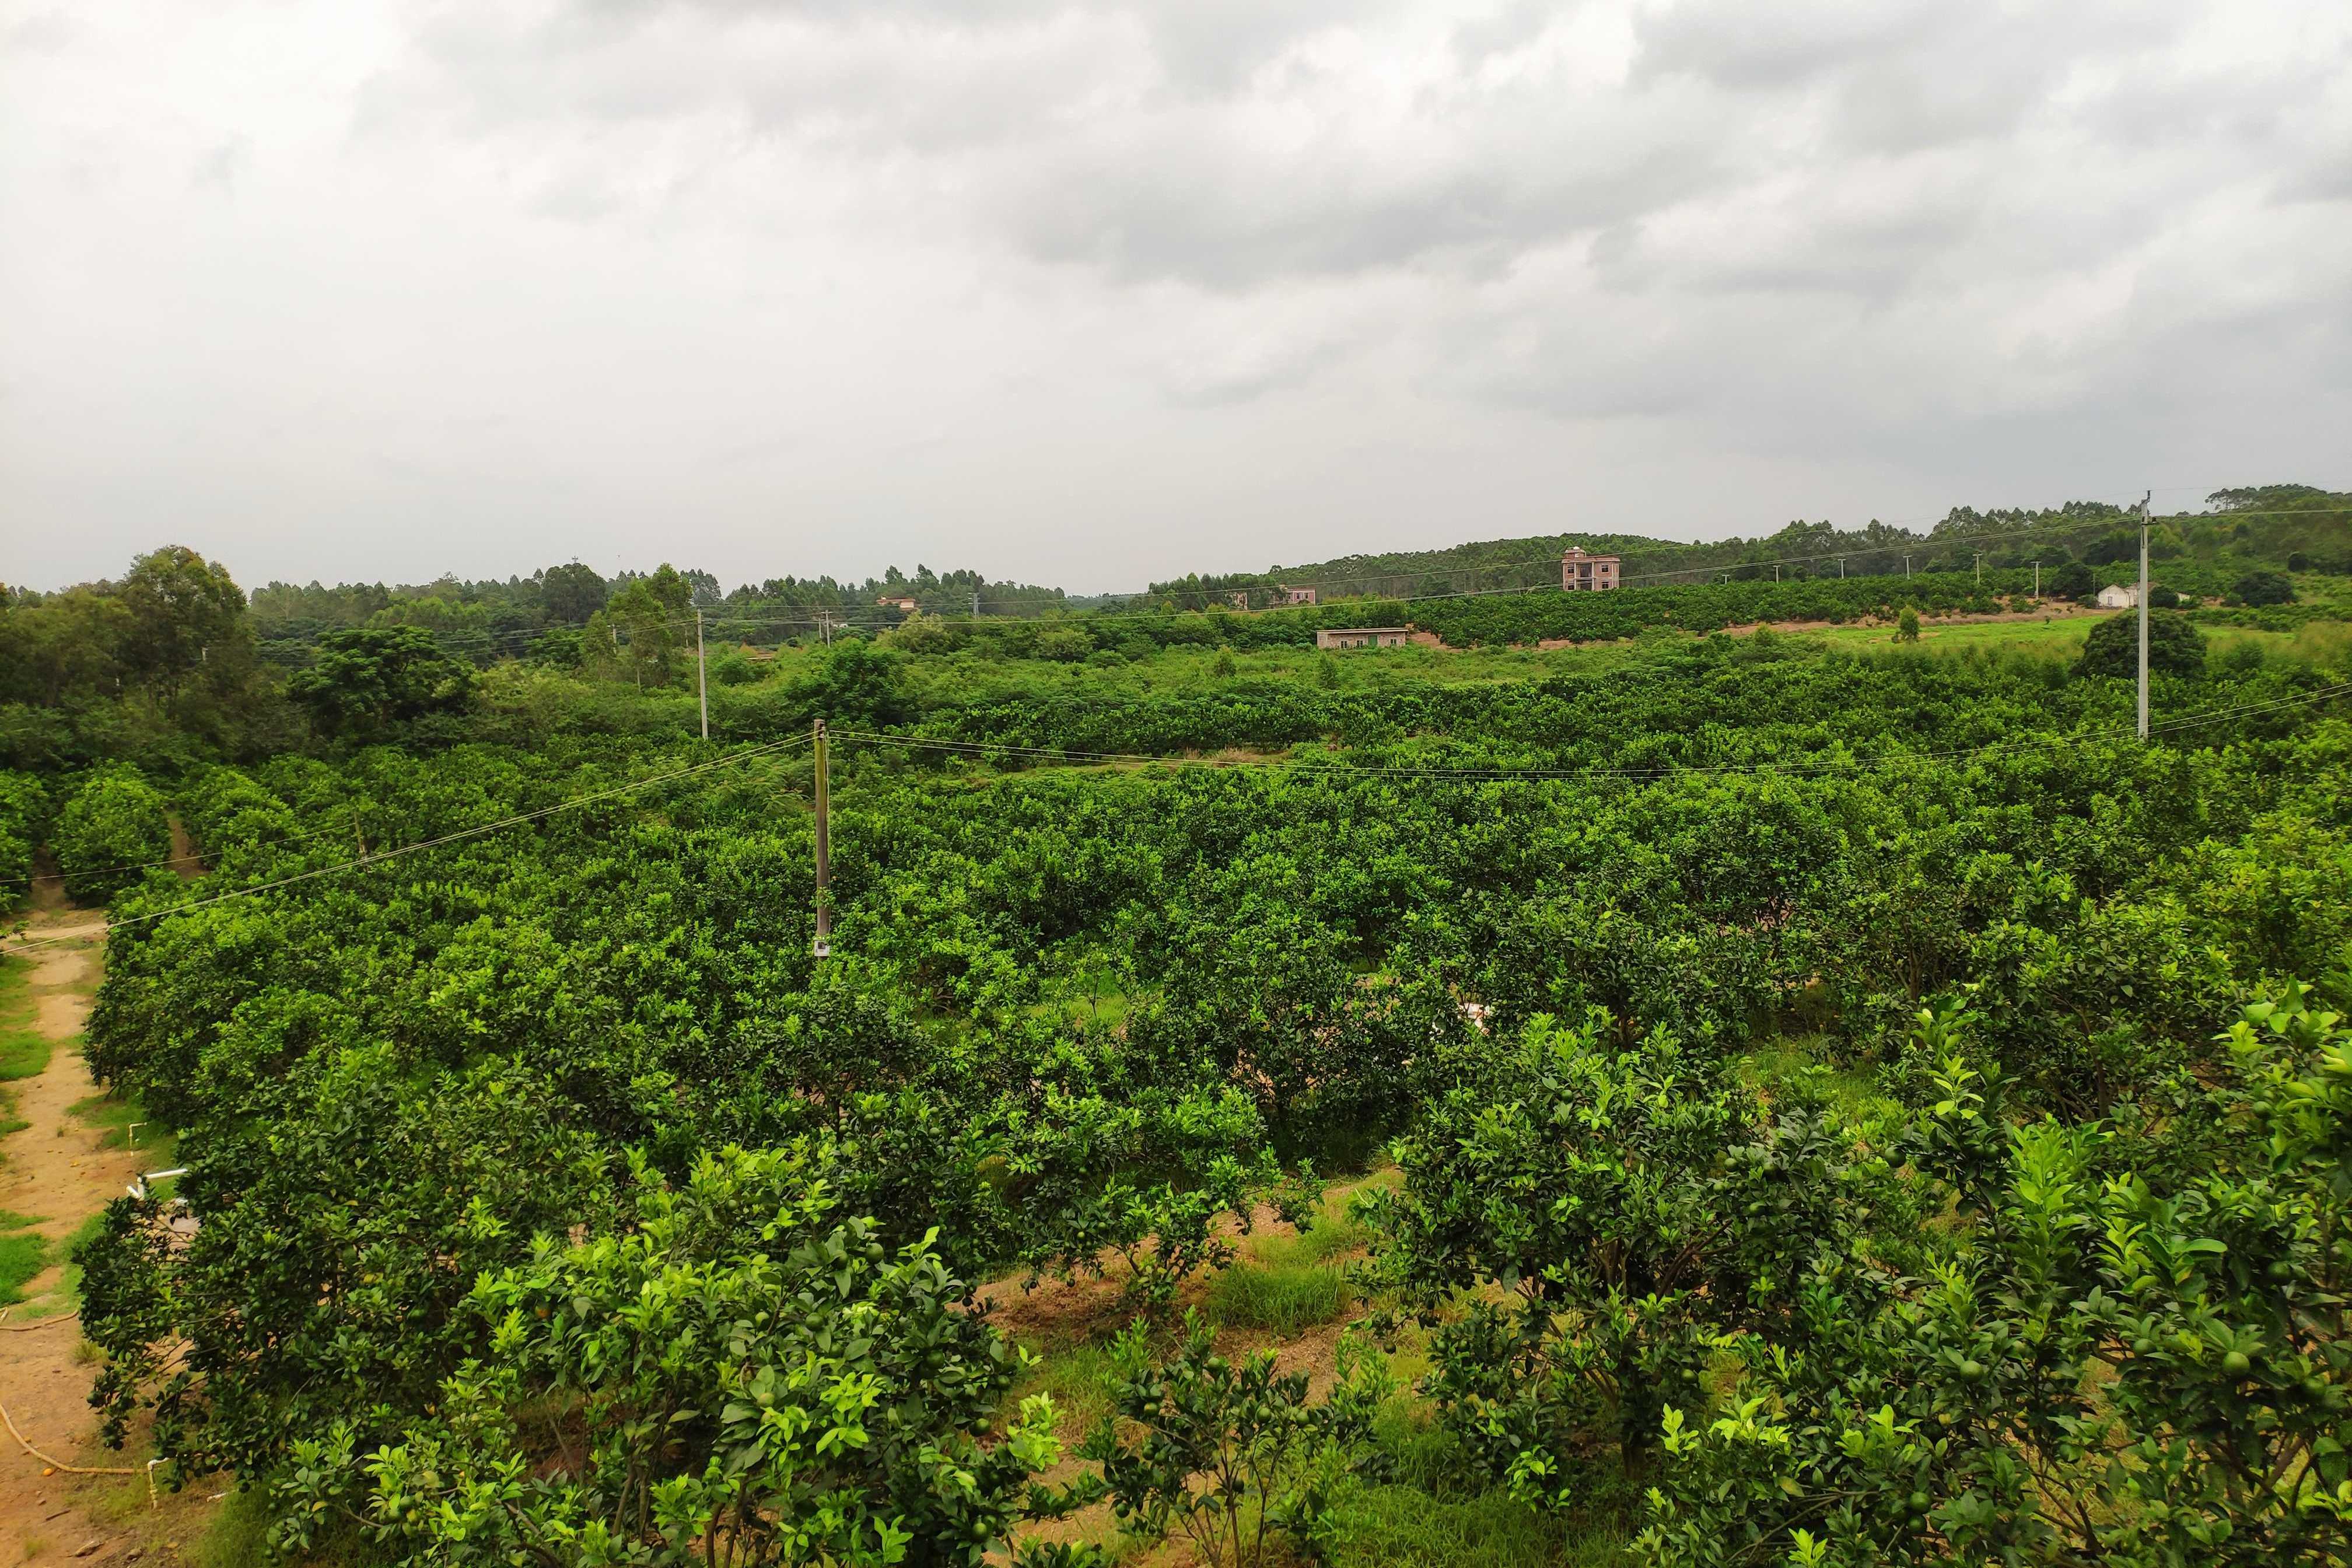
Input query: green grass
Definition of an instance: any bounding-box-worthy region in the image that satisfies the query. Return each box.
[1209,1258,1353,1336]
[71,1090,173,1158]
[0,1024,57,1079]
[1209,1195,1381,1337]
[0,1209,45,1305]
[193,1490,275,1568]
[0,953,46,1080]
[1309,1478,1630,1568]
[1004,1339,1126,1441]
[1741,1035,1899,1124]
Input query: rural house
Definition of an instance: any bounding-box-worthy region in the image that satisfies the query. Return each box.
[1280,585,1319,605]
[1562,547,1620,591]
[1315,627,1409,649]
[2095,583,2139,610]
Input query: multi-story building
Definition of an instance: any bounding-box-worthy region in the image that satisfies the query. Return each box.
[1562,547,1620,592]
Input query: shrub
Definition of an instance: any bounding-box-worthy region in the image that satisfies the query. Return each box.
[1363,1013,1868,1496]
[286,626,474,740]
[275,1146,1094,1566]
[1639,987,2352,1568]
[1894,608,1920,643]
[1083,1310,1391,1568]
[2076,610,2207,679]
[2235,569,2297,607]
[2048,561,2095,600]
[52,764,170,902]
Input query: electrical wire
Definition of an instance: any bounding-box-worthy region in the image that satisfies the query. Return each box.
[1121,506,2352,610]
[825,679,2352,785]
[232,503,2349,657]
[0,813,377,890]
[623,507,2352,636]
[11,679,2345,952]
[4,734,813,952]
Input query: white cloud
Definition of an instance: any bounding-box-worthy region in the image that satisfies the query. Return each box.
[2,0,2347,593]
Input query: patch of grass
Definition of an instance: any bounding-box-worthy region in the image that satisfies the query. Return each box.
[1308,1476,1630,1568]
[0,957,57,1083]
[1268,1211,1375,1268]
[1741,1035,1898,1124]
[0,1220,46,1306]
[1005,1339,1126,1441]
[192,1488,275,1568]
[70,1091,172,1158]
[1209,1258,1353,1337]
[0,1024,53,1080]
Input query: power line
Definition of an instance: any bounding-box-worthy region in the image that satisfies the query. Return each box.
[13,681,2344,953]
[5,735,813,952]
[0,812,374,890]
[226,503,2348,658]
[1180,506,2352,608]
[824,679,2352,785]
[1087,505,2352,609]
[671,509,2352,638]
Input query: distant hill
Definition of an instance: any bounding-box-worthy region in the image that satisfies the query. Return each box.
[1136,488,2352,610]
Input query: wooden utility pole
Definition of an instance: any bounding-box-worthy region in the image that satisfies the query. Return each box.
[2137,491,2152,741]
[811,718,831,957]
[695,610,708,741]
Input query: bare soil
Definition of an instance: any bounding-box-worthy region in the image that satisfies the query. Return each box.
[0,892,177,1566]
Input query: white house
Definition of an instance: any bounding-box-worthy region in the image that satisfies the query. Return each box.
[2095,584,2138,610]
[1315,627,1409,649]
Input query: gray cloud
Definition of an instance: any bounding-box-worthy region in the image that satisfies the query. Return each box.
[1,0,2347,594]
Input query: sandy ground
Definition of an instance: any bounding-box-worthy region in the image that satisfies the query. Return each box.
[0,893,170,1566]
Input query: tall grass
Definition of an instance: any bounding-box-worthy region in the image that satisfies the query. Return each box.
[1208,1259,1352,1336]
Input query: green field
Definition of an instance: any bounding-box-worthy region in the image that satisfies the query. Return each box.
[5,522,2351,1567]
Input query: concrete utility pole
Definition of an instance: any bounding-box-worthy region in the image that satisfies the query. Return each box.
[1975,554,1982,585]
[971,588,981,620]
[811,718,832,957]
[1904,555,1912,578]
[2137,491,2152,742]
[1839,557,1846,579]
[2032,562,2041,598]
[695,610,709,741]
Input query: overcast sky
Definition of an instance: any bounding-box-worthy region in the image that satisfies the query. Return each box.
[4,1,2348,596]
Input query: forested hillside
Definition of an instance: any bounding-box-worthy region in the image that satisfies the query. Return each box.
[5,510,2352,1566]
[1144,484,2352,607]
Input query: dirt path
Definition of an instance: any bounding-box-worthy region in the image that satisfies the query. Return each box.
[0,895,156,1566]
